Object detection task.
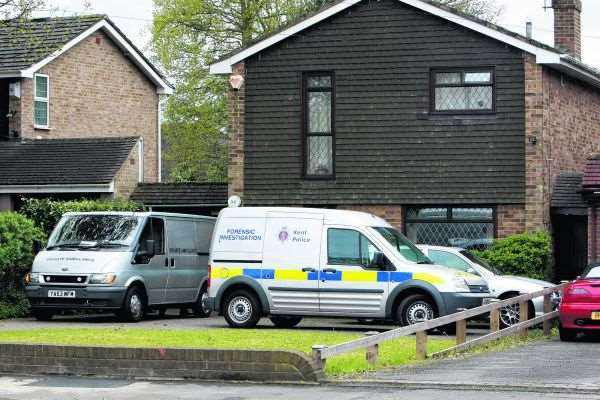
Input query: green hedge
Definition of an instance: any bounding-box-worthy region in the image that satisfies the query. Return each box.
[20,198,144,236]
[474,232,552,280]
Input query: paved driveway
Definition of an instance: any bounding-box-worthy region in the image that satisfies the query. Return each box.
[354,336,600,392]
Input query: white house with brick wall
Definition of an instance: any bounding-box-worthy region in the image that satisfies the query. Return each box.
[0,15,172,210]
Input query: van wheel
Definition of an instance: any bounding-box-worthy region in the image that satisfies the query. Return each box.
[270,316,302,328]
[32,309,54,321]
[193,285,211,318]
[117,286,146,322]
[397,294,436,326]
[223,290,261,328]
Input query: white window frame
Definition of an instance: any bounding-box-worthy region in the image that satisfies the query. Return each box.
[33,73,50,129]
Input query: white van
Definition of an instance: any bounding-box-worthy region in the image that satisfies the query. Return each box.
[26,212,215,322]
[207,207,489,328]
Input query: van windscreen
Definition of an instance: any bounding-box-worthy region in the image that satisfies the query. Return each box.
[372,227,433,264]
[47,215,141,250]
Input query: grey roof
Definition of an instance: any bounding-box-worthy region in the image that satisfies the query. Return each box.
[0,137,138,186]
[552,173,586,209]
[0,15,104,74]
[131,183,228,206]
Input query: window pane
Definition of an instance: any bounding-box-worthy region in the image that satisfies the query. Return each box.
[360,234,380,266]
[35,76,48,98]
[307,136,333,176]
[464,72,492,83]
[328,229,361,265]
[466,86,493,110]
[429,250,472,272]
[435,87,467,110]
[406,222,494,249]
[34,101,48,126]
[452,208,494,220]
[307,76,331,88]
[406,208,448,220]
[436,72,461,85]
[308,92,331,133]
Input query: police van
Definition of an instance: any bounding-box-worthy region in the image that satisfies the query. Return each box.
[207,207,489,328]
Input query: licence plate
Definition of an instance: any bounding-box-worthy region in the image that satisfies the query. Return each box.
[48,290,76,298]
[591,312,600,320]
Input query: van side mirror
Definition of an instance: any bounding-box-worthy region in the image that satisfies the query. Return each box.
[33,240,42,255]
[144,239,156,258]
[369,252,388,270]
[135,239,156,263]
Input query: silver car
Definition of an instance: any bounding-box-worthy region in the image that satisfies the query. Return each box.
[418,245,559,327]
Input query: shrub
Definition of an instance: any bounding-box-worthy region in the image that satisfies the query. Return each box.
[474,232,552,280]
[20,198,144,236]
[0,289,30,320]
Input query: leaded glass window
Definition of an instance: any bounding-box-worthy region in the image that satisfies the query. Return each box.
[405,207,495,250]
[34,74,49,127]
[304,73,334,178]
[432,69,494,112]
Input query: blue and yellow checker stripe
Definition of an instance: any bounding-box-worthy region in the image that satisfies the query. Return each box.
[211,267,445,285]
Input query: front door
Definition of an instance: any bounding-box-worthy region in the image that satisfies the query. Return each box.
[135,217,168,305]
[319,227,389,317]
[553,214,588,281]
[262,212,323,314]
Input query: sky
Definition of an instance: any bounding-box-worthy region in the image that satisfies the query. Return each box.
[44,0,600,69]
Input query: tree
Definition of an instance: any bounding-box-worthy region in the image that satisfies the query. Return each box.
[153,0,325,183]
[0,0,46,20]
[434,0,502,22]
[153,0,501,183]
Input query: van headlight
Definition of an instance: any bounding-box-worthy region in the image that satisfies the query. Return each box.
[25,273,40,285]
[452,276,470,292]
[89,273,117,284]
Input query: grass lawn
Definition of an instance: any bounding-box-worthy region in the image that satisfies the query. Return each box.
[0,328,453,375]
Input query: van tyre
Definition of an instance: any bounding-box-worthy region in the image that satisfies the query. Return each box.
[559,326,578,342]
[117,286,146,322]
[270,316,302,328]
[32,309,54,321]
[223,290,261,328]
[397,294,436,326]
[193,285,211,318]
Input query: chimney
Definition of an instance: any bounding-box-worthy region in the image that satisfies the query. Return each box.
[552,0,582,60]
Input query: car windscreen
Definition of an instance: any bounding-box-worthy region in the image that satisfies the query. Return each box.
[47,215,141,250]
[372,227,433,264]
[460,250,502,275]
[583,265,600,279]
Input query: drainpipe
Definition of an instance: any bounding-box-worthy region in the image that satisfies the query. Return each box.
[592,204,597,263]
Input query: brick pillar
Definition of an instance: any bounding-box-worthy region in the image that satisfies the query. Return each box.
[552,0,582,60]
[524,56,547,232]
[228,62,246,199]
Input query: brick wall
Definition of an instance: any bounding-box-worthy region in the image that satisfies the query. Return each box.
[228,62,245,199]
[344,205,403,231]
[497,204,527,238]
[16,31,159,183]
[553,0,582,60]
[113,142,140,199]
[0,343,322,382]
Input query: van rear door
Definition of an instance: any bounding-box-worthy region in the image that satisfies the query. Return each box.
[262,212,323,314]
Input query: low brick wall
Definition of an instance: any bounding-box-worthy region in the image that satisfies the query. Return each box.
[0,343,323,382]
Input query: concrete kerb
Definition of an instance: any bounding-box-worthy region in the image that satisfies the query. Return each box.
[0,343,324,383]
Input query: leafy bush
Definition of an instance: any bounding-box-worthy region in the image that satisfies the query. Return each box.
[474,232,552,280]
[20,198,144,236]
[0,289,30,320]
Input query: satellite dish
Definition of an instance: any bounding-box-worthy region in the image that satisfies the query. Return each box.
[228,195,242,208]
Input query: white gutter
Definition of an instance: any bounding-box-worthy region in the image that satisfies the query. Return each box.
[0,183,114,194]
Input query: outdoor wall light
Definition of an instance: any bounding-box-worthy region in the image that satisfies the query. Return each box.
[229,74,245,90]
[528,135,538,146]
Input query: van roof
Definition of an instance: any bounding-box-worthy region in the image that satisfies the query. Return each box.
[219,207,392,228]
[62,211,216,220]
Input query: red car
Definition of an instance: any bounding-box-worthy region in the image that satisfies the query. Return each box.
[559,263,600,341]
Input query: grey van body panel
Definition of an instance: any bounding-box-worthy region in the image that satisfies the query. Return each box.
[212,276,270,315]
[27,285,127,310]
[385,280,447,319]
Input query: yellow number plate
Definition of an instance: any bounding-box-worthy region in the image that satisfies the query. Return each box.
[591,312,600,320]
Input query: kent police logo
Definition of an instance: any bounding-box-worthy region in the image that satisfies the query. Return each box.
[278,227,289,242]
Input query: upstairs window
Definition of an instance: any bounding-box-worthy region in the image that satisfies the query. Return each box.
[34,74,49,128]
[303,73,334,178]
[432,69,494,113]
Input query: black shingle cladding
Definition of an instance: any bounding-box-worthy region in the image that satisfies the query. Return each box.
[0,137,138,186]
[131,183,228,206]
[552,174,586,209]
[243,0,526,206]
[0,15,104,73]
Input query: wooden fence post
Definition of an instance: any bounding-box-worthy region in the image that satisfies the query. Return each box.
[364,331,379,366]
[519,301,529,339]
[490,307,500,333]
[416,331,428,361]
[543,294,553,336]
[312,345,327,371]
[456,319,467,345]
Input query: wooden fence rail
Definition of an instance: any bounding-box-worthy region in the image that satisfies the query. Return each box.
[312,283,567,369]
